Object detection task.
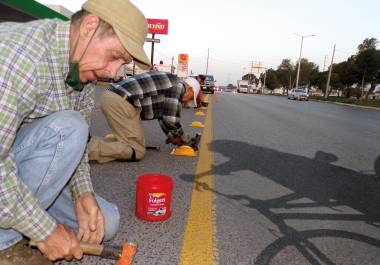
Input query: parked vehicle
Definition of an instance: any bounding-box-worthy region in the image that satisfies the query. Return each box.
[288,88,309,101]
[237,80,249,93]
[201,75,216,94]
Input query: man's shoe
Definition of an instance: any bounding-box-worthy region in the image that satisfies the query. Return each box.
[0,239,53,265]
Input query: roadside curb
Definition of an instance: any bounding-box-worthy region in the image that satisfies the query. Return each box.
[311,99,380,111]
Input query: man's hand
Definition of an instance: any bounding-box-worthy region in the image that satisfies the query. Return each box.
[168,135,184,146]
[37,224,82,261]
[75,192,105,244]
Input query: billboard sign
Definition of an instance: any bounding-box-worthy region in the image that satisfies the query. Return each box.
[147,18,169,35]
[177,53,189,77]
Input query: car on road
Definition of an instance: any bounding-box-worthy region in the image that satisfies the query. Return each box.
[201,75,216,94]
[288,88,309,101]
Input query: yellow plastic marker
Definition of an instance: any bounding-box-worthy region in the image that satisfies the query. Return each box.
[190,121,205,128]
[195,111,206,116]
[203,95,209,103]
[170,145,197,157]
[199,106,208,110]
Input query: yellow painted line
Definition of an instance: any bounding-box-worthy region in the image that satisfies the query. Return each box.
[180,99,218,265]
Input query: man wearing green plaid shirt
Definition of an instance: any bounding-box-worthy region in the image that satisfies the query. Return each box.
[0,0,150,263]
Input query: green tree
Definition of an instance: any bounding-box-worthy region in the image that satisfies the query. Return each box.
[276,59,295,94]
[358,37,378,52]
[333,58,360,98]
[260,68,279,90]
[311,71,327,93]
[296,58,319,87]
[355,38,380,99]
[242,73,258,85]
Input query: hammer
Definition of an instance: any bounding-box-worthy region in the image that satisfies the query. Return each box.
[30,240,137,265]
[146,145,160,151]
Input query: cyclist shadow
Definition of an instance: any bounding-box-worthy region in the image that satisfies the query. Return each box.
[179,140,380,263]
[181,139,380,223]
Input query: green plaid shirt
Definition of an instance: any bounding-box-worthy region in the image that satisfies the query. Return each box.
[0,19,94,242]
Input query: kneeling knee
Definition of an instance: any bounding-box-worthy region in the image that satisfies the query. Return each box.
[103,203,120,241]
[47,111,88,152]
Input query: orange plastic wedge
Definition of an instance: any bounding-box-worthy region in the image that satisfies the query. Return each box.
[170,145,197,157]
[190,121,205,128]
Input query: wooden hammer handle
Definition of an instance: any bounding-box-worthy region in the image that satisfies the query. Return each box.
[79,242,104,256]
[30,240,104,256]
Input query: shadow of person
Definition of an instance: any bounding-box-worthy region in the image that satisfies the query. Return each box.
[180,140,380,224]
[375,155,380,178]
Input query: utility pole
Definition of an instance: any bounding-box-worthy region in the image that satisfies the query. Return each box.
[325,44,336,99]
[171,56,174,74]
[205,48,210,75]
[249,61,254,85]
[322,55,328,72]
[294,33,316,89]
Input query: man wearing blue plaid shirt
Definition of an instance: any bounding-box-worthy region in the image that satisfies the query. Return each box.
[88,71,203,164]
[0,0,151,263]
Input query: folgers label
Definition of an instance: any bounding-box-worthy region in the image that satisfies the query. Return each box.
[136,174,173,221]
[147,193,167,216]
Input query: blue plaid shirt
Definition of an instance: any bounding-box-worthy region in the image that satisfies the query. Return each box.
[110,71,185,133]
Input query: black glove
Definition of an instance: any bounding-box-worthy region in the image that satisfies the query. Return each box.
[166,135,185,146]
[167,133,201,151]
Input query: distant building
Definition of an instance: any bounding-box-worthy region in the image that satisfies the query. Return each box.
[273,87,285,95]
[157,64,175,74]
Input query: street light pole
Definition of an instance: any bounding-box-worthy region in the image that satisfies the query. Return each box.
[294,33,316,89]
[205,48,210,75]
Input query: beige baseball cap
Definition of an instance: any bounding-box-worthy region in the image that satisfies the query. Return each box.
[83,0,151,69]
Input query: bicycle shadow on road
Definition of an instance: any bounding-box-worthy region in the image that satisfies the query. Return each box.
[181,139,380,223]
[179,140,380,264]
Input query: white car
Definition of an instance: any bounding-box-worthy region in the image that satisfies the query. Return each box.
[288,89,309,101]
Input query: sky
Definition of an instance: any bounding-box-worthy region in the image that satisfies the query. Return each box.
[36,0,380,86]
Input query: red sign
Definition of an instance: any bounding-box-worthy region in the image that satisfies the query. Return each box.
[178,54,188,63]
[147,18,169,35]
[177,53,189,77]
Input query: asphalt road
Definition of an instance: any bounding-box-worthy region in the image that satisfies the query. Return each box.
[212,93,380,265]
[59,90,380,265]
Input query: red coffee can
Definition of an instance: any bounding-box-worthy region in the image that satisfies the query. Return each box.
[136,174,174,221]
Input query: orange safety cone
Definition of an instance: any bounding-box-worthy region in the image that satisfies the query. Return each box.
[195,111,205,116]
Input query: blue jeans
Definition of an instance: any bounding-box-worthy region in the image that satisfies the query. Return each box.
[0,111,120,250]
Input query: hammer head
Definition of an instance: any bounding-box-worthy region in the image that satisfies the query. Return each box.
[116,242,137,265]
